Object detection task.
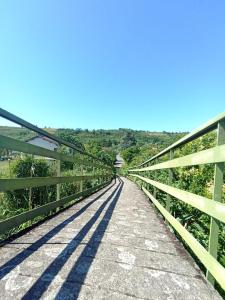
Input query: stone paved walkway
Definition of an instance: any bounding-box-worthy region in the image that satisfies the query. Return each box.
[0,177,222,300]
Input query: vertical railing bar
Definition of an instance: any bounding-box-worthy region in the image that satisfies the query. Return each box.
[166,149,174,212]
[56,159,61,201]
[206,120,225,284]
[55,147,61,212]
[153,158,158,198]
[80,159,84,193]
[93,165,96,187]
[28,154,34,211]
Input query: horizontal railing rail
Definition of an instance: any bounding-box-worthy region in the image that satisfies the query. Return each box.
[142,186,225,290]
[0,107,111,166]
[0,179,111,235]
[128,111,225,291]
[0,134,110,169]
[0,108,114,238]
[130,144,225,172]
[130,174,225,224]
[138,111,225,167]
[0,175,107,191]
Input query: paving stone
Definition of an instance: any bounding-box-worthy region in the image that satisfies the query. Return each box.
[0,177,222,300]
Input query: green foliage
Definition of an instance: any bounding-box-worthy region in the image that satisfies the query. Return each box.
[85,140,116,165]
[11,156,50,178]
[0,126,56,142]
[99,151,115,165]
[85,140,102,155]
[0,126,185,155]
[125,131,225,297]
[121,146,140,164]
[57,128,85,151]
[121,132,137,149]
[57,147,74,171]
[0,156,55,219]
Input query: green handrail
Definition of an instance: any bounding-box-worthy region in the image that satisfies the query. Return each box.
[128,111,225,290]
[0,108,114,237]
[138,111,225,167]
[0,107,112,166]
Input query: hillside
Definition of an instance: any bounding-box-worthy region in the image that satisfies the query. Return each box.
[0,126,186,151]
[0,126,57,142]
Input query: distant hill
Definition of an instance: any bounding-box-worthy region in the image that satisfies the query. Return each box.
[0,126,57,142]
[0,126,186,152]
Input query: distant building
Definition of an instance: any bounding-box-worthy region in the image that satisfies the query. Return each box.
[26,135,59,151]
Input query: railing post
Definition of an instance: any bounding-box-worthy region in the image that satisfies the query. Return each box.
[153,159,158,198]
[101,167,104,182]
[166,150,174,211]
[206,120,225,284]
[144,169,148,189]
[80,164,83,193]
[56,159,61,201]
[93,166,96,186]
[28,155,34,211]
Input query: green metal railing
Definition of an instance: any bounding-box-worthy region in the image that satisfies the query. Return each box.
[129,111,225,290]
[0,108,114,236]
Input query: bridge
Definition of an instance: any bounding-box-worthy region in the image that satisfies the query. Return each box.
[0,108,224,299]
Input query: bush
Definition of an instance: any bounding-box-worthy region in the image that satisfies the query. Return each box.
[1,156,55,218]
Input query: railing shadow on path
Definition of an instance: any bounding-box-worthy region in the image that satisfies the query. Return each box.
[21,177,123,300]
[0,181,116,280]
[55,177,124,300]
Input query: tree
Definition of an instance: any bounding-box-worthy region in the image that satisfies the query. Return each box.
[2,157,55,219]
[121,146,140,164]
[57,129,85,151]
[120,132,137,149]
[85,141,115,165]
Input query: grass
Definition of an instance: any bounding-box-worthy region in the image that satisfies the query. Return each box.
[0,160,10,178]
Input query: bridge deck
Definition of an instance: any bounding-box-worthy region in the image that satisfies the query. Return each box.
[0,177,221,300]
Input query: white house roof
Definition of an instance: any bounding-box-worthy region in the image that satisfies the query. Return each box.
[26,135,59,146]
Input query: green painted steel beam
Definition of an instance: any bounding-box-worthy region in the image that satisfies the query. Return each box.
[130,144,225,172]
[130,174,225,224]
[0,134,111,170]
[0,107,112,166]
[166,149,174,212]
[0,175,109,191]
[207,120,225,284]
[0,180,111,235]
[139,110,225,167]
[142,186,225,290]
[153,158,158,198]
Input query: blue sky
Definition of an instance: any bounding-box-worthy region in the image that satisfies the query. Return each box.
[0,0,224,132]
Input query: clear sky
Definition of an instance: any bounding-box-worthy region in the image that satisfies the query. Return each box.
[0,1,224,132]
